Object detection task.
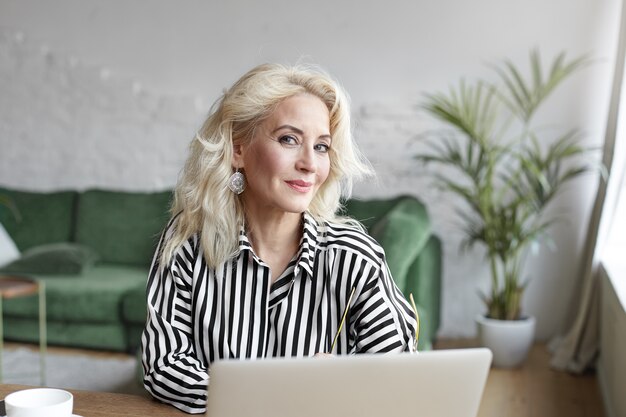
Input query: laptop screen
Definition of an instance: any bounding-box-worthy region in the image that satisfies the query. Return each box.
[206,348,492,417]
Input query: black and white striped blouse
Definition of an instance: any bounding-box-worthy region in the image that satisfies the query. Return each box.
[141,211,417,414]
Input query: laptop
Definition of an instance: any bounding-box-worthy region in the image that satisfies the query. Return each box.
[206,348,492,417]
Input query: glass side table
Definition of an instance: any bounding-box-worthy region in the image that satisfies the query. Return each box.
[0,275,46,385]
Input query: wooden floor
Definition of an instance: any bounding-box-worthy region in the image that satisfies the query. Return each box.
[435,340,606,417]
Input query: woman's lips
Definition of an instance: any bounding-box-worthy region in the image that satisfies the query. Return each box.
[285,179,313,193]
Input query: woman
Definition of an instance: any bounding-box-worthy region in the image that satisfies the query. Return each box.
[141,63,417,414]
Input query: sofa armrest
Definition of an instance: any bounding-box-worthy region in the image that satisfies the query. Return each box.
[122,284,148,325]
[122,284,148,352]
[406,235,442,350]
[364,196,441,350]
[368,197,432,290]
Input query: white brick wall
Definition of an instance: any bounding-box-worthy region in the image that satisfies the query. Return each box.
[0,30,199,192]
[0,28,607,340]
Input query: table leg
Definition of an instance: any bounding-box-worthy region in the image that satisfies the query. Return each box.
[39,281,46,386]
[0,295,3,383]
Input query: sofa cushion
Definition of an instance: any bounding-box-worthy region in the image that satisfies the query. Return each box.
[3,263,148,323]
[0,222,20,267]
[0,242,99,275]
[3,318,129,351]
[74,190,171,267]
[0,187,77,251]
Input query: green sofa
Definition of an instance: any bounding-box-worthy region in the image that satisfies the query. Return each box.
[0,187,441,351]
[0,188,171,351]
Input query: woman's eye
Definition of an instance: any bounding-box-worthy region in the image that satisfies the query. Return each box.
[278,135,298,145]
[315,143,330,153]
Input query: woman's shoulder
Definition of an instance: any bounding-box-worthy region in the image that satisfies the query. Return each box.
[161,214,200,255]
[315,217,385,265]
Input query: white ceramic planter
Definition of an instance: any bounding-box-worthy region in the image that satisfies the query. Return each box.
[475,314,536,368]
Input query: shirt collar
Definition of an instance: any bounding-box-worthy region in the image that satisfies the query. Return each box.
[296,211,320,279]
[237,211,321,280]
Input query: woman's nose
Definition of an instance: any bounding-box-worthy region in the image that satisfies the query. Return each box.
[296,146,316,172]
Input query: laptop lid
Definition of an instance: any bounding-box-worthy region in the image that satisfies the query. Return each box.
[206,348,492,417]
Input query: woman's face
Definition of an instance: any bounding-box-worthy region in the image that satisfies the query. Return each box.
[234,93,332,216]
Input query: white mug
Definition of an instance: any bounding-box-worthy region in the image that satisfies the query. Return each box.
[5,388,73,417]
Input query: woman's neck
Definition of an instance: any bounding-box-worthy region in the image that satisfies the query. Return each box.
[244,208,303,281]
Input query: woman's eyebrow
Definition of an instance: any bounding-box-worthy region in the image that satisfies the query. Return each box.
[272,124,332,141]
[272,124,304,135]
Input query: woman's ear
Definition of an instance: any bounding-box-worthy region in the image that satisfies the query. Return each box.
[231,143,244,168]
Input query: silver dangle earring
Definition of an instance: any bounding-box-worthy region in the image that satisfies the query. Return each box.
[228,168,245,194]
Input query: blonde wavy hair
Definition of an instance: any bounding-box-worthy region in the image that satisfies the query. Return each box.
[160,63,374,268]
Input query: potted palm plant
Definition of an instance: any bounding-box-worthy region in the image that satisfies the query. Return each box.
[416,50,601,367]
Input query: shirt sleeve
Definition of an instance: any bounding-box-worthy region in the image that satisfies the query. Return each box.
[141,223,209,414]
[351,259,418,354]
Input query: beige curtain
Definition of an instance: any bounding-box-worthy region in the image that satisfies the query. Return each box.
[550,1,626,372]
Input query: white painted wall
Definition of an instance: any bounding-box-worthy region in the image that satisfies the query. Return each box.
[0,0,621,340]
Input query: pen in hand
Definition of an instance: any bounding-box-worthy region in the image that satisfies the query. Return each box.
[329,286,356,354]
[409,293,420,351]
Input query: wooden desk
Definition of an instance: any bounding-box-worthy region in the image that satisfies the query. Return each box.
[0,384,189,416]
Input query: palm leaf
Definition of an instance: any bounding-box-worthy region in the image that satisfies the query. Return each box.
[423,81,499,145]
[494,51,591,122]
